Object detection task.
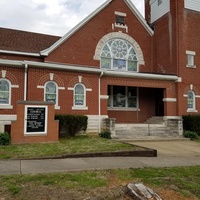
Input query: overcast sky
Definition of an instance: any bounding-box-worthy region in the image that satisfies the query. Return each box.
[0,0,144,36]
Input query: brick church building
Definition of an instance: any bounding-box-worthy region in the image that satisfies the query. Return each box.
[0,0,199,137]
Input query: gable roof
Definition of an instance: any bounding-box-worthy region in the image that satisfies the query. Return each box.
[41,0,154,56]
[0,27,60,55]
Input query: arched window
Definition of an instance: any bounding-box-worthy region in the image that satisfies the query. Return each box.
[45,81,58,105]
[101,38,138,72]
[188,90,195,110]
[74,83,85,107]
[0,79,10,105]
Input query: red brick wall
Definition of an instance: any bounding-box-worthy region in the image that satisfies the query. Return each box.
[11,101,59,144]
[45,0,153,73]
[0,66,24,114]
[27,67,99,115]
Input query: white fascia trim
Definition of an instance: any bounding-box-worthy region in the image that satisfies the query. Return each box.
[72,106,88,110]
[0,105,13,109]
[25,60,102,74]
[58,87,65,90]
[163,98,177,102]
[100,95,109,99]
[0,59,178,81]
[0,59,24,66]
[0,114,17,121]
[40,0,112,56]
[186,50,196,55]
[86,88,92,92]
[11,85,19,88]
[0,50,40,57]
[115,11,127,17]
[37,85,45,89]
[124,0,154,36]
[104,70,178,81]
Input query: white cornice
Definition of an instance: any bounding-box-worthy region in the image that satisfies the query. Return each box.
[104,70,178,81]
[0,50,40,57]
[0,59,178,81]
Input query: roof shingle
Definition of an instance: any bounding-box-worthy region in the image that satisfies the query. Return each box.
[0,27,61,53]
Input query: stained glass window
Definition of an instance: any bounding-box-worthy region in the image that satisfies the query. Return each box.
[0,79,10,104]
[45,82,57,104]
[188,90,195,110]
[101,38,138,72]
[74,84,85,106]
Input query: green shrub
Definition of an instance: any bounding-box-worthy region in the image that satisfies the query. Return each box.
[183,115,200,135]
[0,132,10,145]
[55,114,88,137]
[183,131,198,140]
[99,130,111,139]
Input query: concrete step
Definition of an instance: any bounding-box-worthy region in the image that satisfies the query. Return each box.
[146,116,164,124]
[114,123,178,139]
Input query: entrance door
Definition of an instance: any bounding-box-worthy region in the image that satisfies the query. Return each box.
[155,89,164,116]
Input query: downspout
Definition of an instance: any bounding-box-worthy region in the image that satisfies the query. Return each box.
[24,63,28,101]
[98,71,104,133]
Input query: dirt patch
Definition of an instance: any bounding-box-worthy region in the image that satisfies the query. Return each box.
[0,183,198,200]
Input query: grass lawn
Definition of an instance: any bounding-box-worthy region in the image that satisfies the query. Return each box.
[0,166,199,199]
[0,135,136,159]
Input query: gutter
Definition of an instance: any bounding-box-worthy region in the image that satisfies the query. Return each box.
[24,64,28,101]
[0,50,40,57]
[0,59,178,81]
[98,72,104,133]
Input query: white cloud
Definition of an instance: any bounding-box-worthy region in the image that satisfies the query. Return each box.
[0,0,144,36]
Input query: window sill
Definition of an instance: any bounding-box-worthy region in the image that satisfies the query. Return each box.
[108,107,140,111]
[0,105,13,109]
[24,133,47,136]
[55,106,60,110]
[187,109,197,113]
[186,65,196,68]
[72,106,88,110]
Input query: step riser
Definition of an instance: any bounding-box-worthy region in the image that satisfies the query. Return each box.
[115,123,177,138]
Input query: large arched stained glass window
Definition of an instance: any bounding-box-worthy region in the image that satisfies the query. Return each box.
[74,83,85,107]
[101,38,138,72]
[0,79,10,104]
[45,81,57,104]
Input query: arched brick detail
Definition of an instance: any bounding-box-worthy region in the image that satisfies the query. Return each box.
[94,32,144,65]
[68,76,92,88]
[184,85,200,95]
[38,74,65,87]
[0,71,19,86]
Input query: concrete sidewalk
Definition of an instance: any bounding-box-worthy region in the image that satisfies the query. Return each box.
[1,140,200,175]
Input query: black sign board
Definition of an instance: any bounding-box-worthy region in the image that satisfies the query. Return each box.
[26,107,46,133]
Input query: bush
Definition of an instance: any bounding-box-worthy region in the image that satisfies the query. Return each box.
[0,132,10,145]
[99,130,111,139]
[55,114,88,137]
[183,131,198,140]
[183,115,200,135]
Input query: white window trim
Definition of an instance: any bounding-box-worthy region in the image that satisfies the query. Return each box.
[44,81,59,109]
[0,78,12,108]
[186,50,196,68]
[187,90,197,112]
[108,86,138,110]
[73,83,87,109]
[100,38,139,72]
[38,81,64,110]
[24,105,48,136]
